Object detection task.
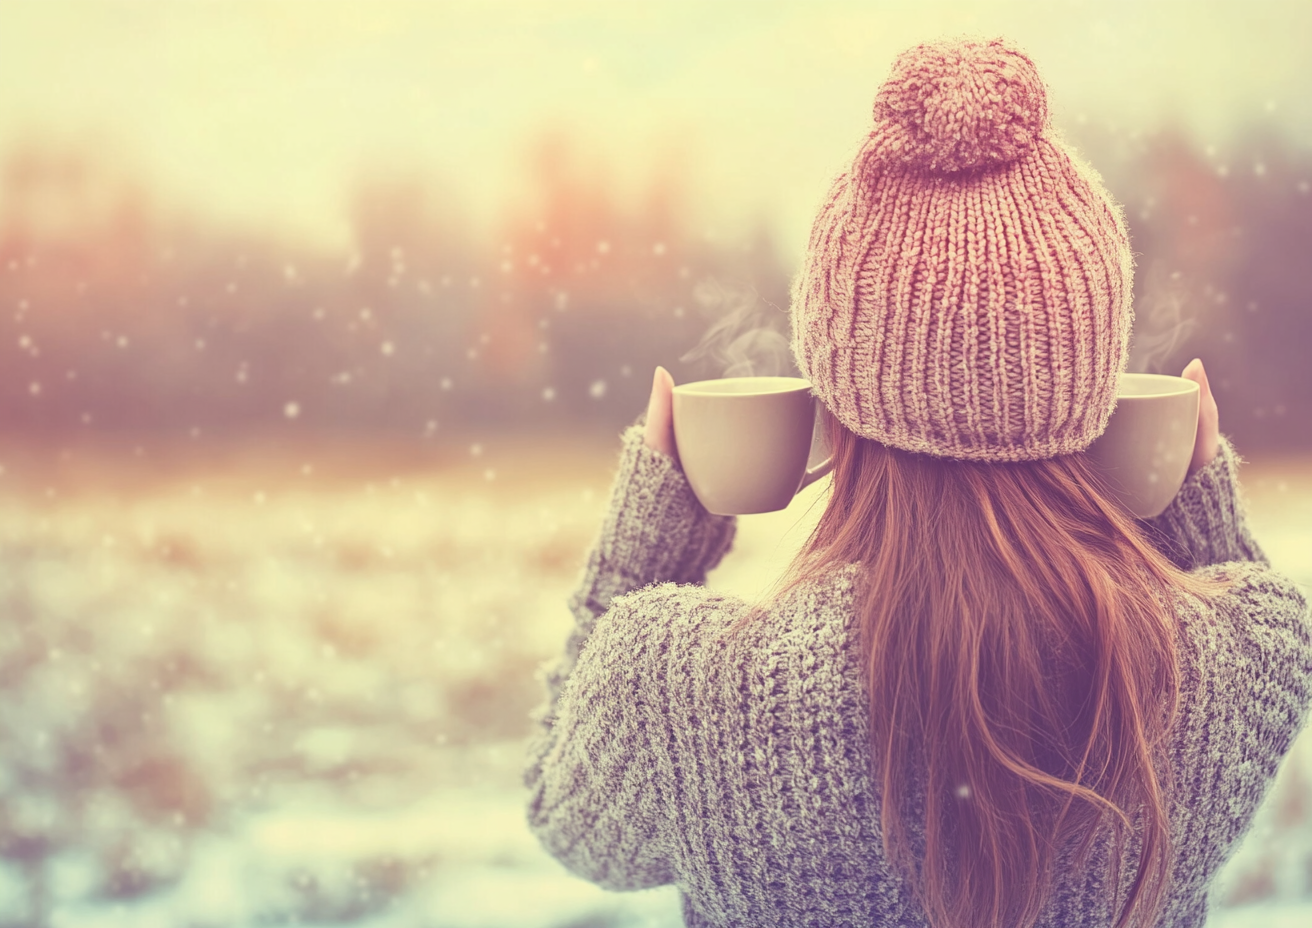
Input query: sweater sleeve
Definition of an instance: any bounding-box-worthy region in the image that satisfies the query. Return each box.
[1158,565,1312,924]
[1138,436,1269,572]
[1142,437,1312,923]
[524,419,736,888]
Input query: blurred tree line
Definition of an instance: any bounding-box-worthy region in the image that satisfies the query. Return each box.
[0,125,1308,449]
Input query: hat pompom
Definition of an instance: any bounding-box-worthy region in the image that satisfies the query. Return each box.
[868,37,1048,174]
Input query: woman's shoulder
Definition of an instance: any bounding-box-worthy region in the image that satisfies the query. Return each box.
[605,562,864,635]
[1178,561,1310,656]
[579,567,865,703]
[578,565,870,736]
[1168,561,1312,766]
[578,565,866,686]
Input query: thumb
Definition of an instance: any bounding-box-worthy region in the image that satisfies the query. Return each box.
[643,366,678,461]
[1182,358,1220,473]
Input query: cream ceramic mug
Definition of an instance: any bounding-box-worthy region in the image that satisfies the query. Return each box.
[672,376,834,515]
[1085,373,1201,519]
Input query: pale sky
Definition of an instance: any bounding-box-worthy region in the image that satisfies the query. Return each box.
[3,0,1310,257]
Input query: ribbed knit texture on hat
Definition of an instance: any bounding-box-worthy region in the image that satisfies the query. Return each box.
[791,37,1134,461]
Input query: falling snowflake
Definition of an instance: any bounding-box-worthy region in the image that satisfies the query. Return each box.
[542,387,556,401]
[284,402,301,419]
[381,341,395,356]
[652,241,667,256]
[589,380,607,399]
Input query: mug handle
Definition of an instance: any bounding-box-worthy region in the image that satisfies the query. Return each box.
[797,400,835,491]
[798,454,834,491]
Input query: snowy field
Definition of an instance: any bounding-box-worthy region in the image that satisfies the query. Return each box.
[0,434,1309,928]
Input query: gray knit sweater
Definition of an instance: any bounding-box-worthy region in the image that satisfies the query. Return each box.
[525,424,1312,927]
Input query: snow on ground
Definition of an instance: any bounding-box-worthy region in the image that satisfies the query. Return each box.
[0,437,1309,926]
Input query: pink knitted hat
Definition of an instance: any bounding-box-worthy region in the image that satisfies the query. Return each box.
[791,37,1133,461]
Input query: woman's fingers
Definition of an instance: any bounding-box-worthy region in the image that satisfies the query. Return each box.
[1181,357,1220,473]
[643,366,679,462]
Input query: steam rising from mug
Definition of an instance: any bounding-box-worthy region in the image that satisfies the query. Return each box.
[679,278,793,379]
[1129,265,1198,375]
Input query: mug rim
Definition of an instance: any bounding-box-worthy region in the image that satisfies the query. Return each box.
[1117,372,1201,399]
[673,375,812,397]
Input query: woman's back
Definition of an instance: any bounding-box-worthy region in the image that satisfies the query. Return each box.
[526,426,1310,927]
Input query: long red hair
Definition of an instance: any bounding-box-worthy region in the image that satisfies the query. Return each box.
[750,414,1227,928]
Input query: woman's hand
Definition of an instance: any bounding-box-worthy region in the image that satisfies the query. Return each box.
[643,366,679,463]
[1181,357,1220,474]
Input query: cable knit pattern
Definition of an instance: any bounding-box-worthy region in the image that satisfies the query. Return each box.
[790,37,1134,461]
[525,429,1312,927]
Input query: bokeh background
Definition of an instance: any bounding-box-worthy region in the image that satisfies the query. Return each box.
[1,2,1311,926]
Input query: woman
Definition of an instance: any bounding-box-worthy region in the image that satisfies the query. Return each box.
[525,38,1312,928]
